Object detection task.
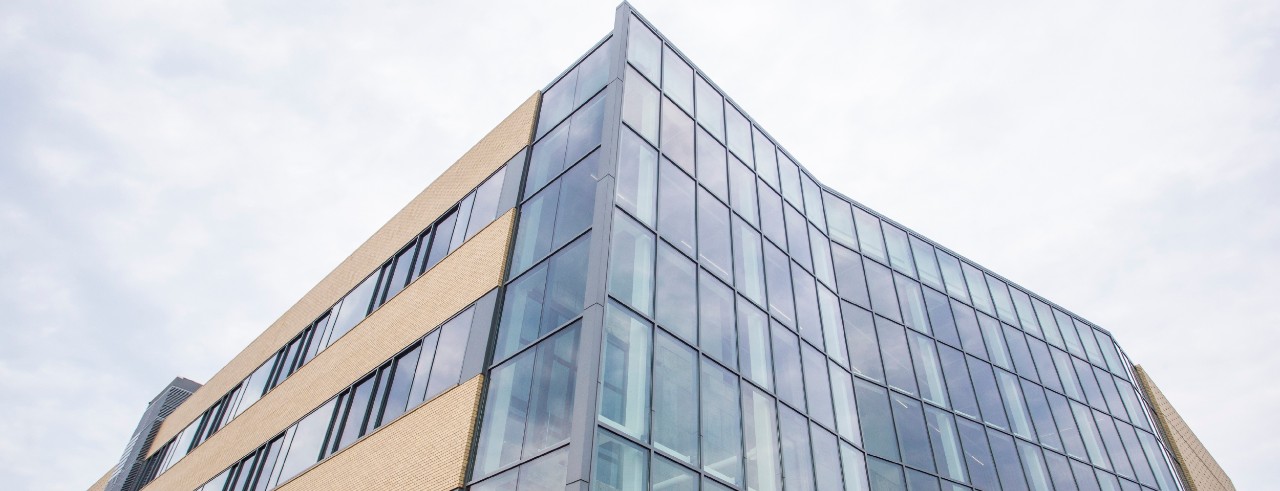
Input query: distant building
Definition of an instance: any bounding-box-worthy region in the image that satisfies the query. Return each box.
[91,4,1229,491]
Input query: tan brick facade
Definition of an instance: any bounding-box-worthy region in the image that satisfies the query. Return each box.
[152,91,538,449]
[1134,366,1235,491]
[275,375,484,491]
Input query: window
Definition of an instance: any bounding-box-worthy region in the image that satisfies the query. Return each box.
[935,250,969,304]
[1004,324,1040,382]
[1032,298,1066,349]
[841,443,871,491]
[818,286,848,367]
[802,343,836,429]
[778,405,816,491]
[854,380,899,460]
[909,237,942,290]
[660,98,695,174]
[741,384,783,491]
[876,318,918,396]
[890,393,935,473]
[701,359,743,485]
[528,94,606,197]
[985,275,1019,325]
[381,241,419,305]
[969,358,1010,431]
[697,189,733,281]
[996,369,1035,440]
[623,68,660,144]
[864,261,901,323]
[908,332,948,408]
[895,274,929,335]
[737,298,773,391]
[866,457,906,491]
[732,216,766,305]
[979,313,1012,370]
[662,46,693,112]
[495,234,590,361]
[617,127,659,226]
[725,103,752,166]
[811,225,836,288]
[652,454,697,491]
[937,344,980,421]
[695,75,724,140]
[770,322,806,412]
[922,288,960,348]
[537,39,611,138]
[653,331,699,465]
[422,309,472,401]
[955,418,999,491]
[728,156,759,224]
[697,127,729,201]
[474,447,569,491]
[852,207,886,264]
[882,224,915,276]
[831,245,870,308]
[961,263,994,315]
[608,210,655,315]
[510,151,599,277]
[986,429,1030,491]
[699,270,737,367]
[843,304,884,382]
[377,344,421,426]
[325,272,380,345]
[406,329,440,407]
[830,364,861,445]
[924,406,968,484]
[1021,379,1063,452]
[799,173,825,231]
[599,302,652,440]
[753,127,780,189]
[1046,390,1088,461]
[594,429,649,491]
[778,153,803,208]
[654,243,697,343]
[792,264,823,348]
[811,424,843,491]
[627,15,660,80]
[784,205,812,270]
[763,242,796,328]
[1008,287,1043,339]
[657,158,696,256]
[758,183,787,249]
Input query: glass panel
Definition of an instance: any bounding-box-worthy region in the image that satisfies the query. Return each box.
[812,227,837,289]
[1137,430,1178,490]
[1008,288,1043,339]
[1072,401,1111,470]
[517,447,570,491]
[777,153,803,208]
[627,16,660,81]
[778,405,817,491]
[252,436,285,491]
[695,75,724,140]
[1115,422,1157,487]
[655,243,697,343]
[1095,366,1127,419]
[1074,319,1107,368]
[327,273,379,345]
[985,275,1018,325]
[662,46,693,112]
[658,158,697,256]
[1096,331,1127,377]
[725,103,752,165]
[771,323,806,411]
[800,173,825,231]
[699,271,737,368]
[701,359,744,485]
[1004,325,1039,382]
[865,261,901,323]
[1025,337,1062,394]
[832,245,871,309]
[968,358,1009,430]
[922,288,960,348]
[511,154,601,277]
[753,128,780,189]
[495,234,590,360]
[763,242,796,328]
[407,330,440,407]
[1074,357,1108,411]
[652,454,697,491]
[1052,348,1085,401]
[1045,390,1087,461]
[661,98,695,175]
[890,393,935,473]
[594,429,649,491]
[908,332,948,408]
[759,182,787,249]
[852,208,887,264]
[234,360,275,419]
[882,224,914,276]
[333,376,376,452]
[1021,379,1062,451]
[608,210,656,315]
[1094,411,1135,479]
[1055,309,1086,357]
[450,194,475,252]
[1044,450,1079,491]
[935,251,968,303]
[866,457,906,491]
[979,314,1012,370]
[802,343,836,429]
[854,379,899,460]
[1115,379,1149,431]
[617,127,659,225]
[895,274,930,335]
[996,369,1035,440]
[819,286,849,366]
[908,237,942,290]
[599,302,652,440]
[733,216,767,305]
[738,298,773,391]
[987,429,1030,491]
[830,364,861,444]
[653,331,699,465]
[785,205,813,270]
[698,189,733,281]
[424,309,473,400]
[841,443,871,491]
[961,263,993,315]
[905,470,939,491]
[378,344,422,425]
[793,264,823,348]
[473,349,535,477]
[876,318,918,396]
[729,155,759,224]
[923,406,968,484]
[812,424,844,491]
[937,345,980,421]
[575,40,612,105]
[1070,459,1103,491]
[955,418,999,491]
[742,384,783,491]
[1032,298,1065,349]
[843,305,884,382]
[382,242,419,304]
[825,193,857,248]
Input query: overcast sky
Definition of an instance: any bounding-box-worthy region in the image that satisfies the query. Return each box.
[1,1,1276,490]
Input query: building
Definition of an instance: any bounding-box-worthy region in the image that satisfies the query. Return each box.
[88,4,1232,491]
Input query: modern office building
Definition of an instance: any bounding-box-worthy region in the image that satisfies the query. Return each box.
[89,4,1232,491]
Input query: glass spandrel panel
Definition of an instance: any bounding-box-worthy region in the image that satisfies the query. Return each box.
[865,261,901,323]
[852,208,887,264]
[617,127,659,226]
[658,158,697,257]
[623,67,660,145]
[759,182,787,249]
[865,457,906,491]
[979,314,1012,370]
[732,216,766,305]
[961,263,994,315]
[922,288,960,348]
[882,224,915,276]
[695,75,724,140]
[843,304,884,382]
[655,243,697,343]
[824,193,857,249]
[935,251,968,303]
[1008,288,1043,339]
[785,205,813,270]
[793,264,824,348]
[725,103,753,166]
[652,454,697,491]
[778,153,803,208]
[811,424,844,491]
[1031,298,1065,349]
[987,430,1030,491]
[937,344,981,421]
[923,406,968,484]
[895,274,930,335]
[701,359,744,485]
[741,384,783,491]
[854,379,899,460]
[969,358,1009,431]
[608,211,656,315]
[830,363,861,444]
[599,302,652,440]
[698,188,733,281]
[985,275,1018,325]
[753,127,780,189]
[819,286,849,366]
[995,369,1035,440]
[1020,379,1063,451]
[771,322,807,411]
[764,241,797,327]
[778,405,817,491]
[841,443,871,491]
[890,393,935,473]
[908,332,948,408]
[653,331,699,465]
[738,298,773,391]
[699,270,737,368]
[876,318,918,396]
[832,245,871,308]
[955,418,1000,491]
[594,428,649,491]
[662,45,693,112]
[660,97,695,174]
[908,237,942,290]
[729,157,759,225]
[802,343,837,429]
[696,128,727,203]
[627,16,660,82]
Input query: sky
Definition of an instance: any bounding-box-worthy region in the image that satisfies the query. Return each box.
[1,1,1276,490]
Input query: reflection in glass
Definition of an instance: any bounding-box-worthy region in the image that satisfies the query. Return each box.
[599,302,651,440]
[652,454,697,491]
[842,305,884,382]
[657,158,696,256]
[753,127,780,189]
[654,244,697,343]
[617,128,658,226]
[660,98,695,173]
[923,406,968,484]
[855,379,899,460]
[701,360,743,485]
[729,157,759,224]
[695,75,724,140]
[876,318,918,396]
[662,45,693,111]
[698,189,733,281]
[890,393,935,473]
[908,332,948,408]
[732,217,766,305]
[802,344,836,429]
[653,331,699,465]
[778,405,816,491]
[738,298,773,391]
[622,68,660,144]
[763,242,796,327]
[830,364,861,445]
[811,423,844,491]
[741,384,783,491]
[771,323,806,411]
[699,271,737,367]
[594,429,649,491]
[627,16,661,81]
[608,211,655,315]
[853,208,887,264]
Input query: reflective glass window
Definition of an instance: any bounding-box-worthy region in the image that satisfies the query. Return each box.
[759,182,787,250]
[698,189,733,281]
[725,103,753,166]
[824,193,857,249]
[424,310,472,400]
[1096,331,1127,377]
[738,298,773,391]
[852,208,887,264]
[510,153,600,277]
[1055,309,1086,357]
[1070,459,1103,491]
[1072,400,1111,470]
[1115,379,1149,430]
[696,126,728,201]
[908,237,942,290]
[1093,411,1134,479]
[326,272,379,345]
[595,429,650,491]
[1115,422,1157,487]
[811,424,844,491]
[406,329,440,407]
[742,384,783,491]
[653,331,699,465]
[1074,319,1107,368]
[466,167,508,240]
[830,364,861,444]
[695,75,724,140]
[866,457,906,491]
[495,234,590,360]
[1138,431,1179,490]
[841,443,871,491]
[377,344,422,425]
[905,470,939,491]
[655,243,697,343]
[778,153,803,208]
[732,216,766,305]
[662,46,693,112]
[895,274,930,335]
[652,454,697,491]
[1052,348,1085,401]
[1021,379,1063,451]
[1074,356,1108,411]
[623,67,660,145]
[876,318,918,396]
[1004,324,1039,382]
[832,245,871,308]
[701,359,744,485]
[528,93,606,197]
[617,127,658,226]
[979,314,1013,370]
[771,322,806,411]
[843,304,884,382]
[802,343,837,429]
[793,264,823,348]
[608,210,655,315]
[800,173,825,231]
[753,127,779,189]
[1046,390,1088,461]
[968,358,1010,431]
[864,261,901,323]
[1027,337,1062,394]
[1044,450,1079,491]
[660,98,695,174]
[924,406,968,484]
[778,405,817,491]
[812,226,837,288]
[729,157,759,225]
[333,375,377,452]
[908,332,948,408]
[1094,366,1127,419]
[819,286,849,366]
[1032,298,1065,349]
[599,302,652,440]
[882,224,915,276]
[935,251,969,303]
[657,158,696,256]
[1008,287,1043,339]
[922,288,960,348]
[890,393,935,473]
[961,263,994,315]
[381,241,419,305]
[985,275,1019,325]
[937,344,980,421]
[785,205,813,270]
[987,429,1030,491]
[764,242,797,327]
[854,379,899,460]
[996,369,1035,440]
[699,270,737,367]
[627,16,660,83]
[955,418,999,491]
